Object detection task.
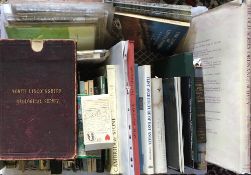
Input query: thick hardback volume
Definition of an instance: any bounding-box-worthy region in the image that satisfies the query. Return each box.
[138,65,154,174]
[179,0,251,173]
[113,12,189,54]
[0,40,76,159]
[127,41,140,175]
[107,65,121,174]
[151,78,167,174]
[107,41,134,175]
[80,94,114,151]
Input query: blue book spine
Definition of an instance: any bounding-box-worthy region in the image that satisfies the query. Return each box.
[135,64,143,173]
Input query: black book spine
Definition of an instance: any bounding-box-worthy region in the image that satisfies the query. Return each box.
[96,150,105,173]
[50,160,62,174]
[181,77,194,167]
[194,76,206,143]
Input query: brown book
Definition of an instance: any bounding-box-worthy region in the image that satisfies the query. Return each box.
[0,40,76,160]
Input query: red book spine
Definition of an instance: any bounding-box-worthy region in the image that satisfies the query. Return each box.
[127,41,140,175]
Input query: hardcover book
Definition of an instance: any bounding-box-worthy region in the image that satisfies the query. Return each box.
[0,40,76,160]
[112,12,189,54]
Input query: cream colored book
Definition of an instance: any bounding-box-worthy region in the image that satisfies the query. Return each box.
[151,78,167,174]
[88,80,94,95]
[80,94,114,151]
[106,65,120,174]
[180,0,251,173]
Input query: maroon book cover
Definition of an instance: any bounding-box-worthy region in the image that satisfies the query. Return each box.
[0,40,76,160]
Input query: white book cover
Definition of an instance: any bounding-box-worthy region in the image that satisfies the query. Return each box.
[107,41,134,175]
[106,65,121,174]
[80,94,114,151]
[179,0,251,173]
[174,77,184,173]
[138,65,154,174]
[151,78,167,174]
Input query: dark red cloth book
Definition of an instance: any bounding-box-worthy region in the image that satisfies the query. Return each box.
[0,40,76,160]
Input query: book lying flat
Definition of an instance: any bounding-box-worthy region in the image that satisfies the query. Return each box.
[113,12,189,54]
[0,40,76,160]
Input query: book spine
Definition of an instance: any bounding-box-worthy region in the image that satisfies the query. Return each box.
[151,78,167,174]
[181,77,193,167]
[115,6,191,22]
[88,80,94,95]
[107,65,121,174]
[113,1,191,13]
[95,76,107,94]
[247,1,251,173]
[135,64,143,174]
[191,77,198,164]
[77,96,86,157]
[194,68,206,144]
[138,65,154,174]
[127,41,140,175]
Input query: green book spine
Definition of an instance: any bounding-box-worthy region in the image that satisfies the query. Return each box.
[94,76,107,95]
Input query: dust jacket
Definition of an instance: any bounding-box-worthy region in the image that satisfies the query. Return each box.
[0,40,76,160]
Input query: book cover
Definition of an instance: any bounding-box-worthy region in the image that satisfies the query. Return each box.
[0,40,76,160]
[138,65,154,174]
[151,78,167,174]
[127,41,140,175]
[80,94,114,151]
[113,12,189,54]
[179,0,251,173]
[6,25,96,50]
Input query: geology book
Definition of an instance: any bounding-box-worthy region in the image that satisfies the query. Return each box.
[0,40,76,160]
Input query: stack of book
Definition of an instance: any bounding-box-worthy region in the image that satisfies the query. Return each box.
[1,0,250,175]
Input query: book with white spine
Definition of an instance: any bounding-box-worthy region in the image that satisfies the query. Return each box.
[151,78,167,174]
[138,65,154,174]
[107,41,134,175]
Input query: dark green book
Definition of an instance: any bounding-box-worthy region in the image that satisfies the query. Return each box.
[154,52,198,166]
[94,76,107,95]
